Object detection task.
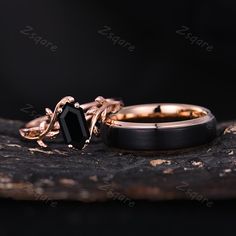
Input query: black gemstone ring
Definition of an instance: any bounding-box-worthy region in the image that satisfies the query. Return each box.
[19,96,123,149]
[101,103,217,150]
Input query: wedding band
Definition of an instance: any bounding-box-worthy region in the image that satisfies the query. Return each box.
[101,103,217,150]
[19,96,123,149]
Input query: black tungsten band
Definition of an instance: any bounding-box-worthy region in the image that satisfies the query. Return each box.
[101,104,217,150]
[101,118,216,150]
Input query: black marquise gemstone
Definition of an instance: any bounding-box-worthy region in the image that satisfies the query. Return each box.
[58,104,89,149]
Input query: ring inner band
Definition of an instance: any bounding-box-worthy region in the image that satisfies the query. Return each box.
[112,106,205,122]
[105,104,213,129]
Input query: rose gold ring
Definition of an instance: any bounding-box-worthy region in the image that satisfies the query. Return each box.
[19,96,123,149]
[101,103,217,150]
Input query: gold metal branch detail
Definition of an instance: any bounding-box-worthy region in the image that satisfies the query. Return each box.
[19,96,123,148]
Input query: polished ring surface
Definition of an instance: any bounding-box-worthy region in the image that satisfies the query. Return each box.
[101,103,217,150]
[19,96,123,149]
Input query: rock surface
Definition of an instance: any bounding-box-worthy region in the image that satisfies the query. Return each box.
[0,118,236,204]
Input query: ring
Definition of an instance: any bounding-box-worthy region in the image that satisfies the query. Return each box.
[19,96,123,149]
[101,103,217,150]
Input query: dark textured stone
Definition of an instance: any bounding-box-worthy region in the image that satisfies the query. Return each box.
[58,104,89,149]
[0,118,236,202]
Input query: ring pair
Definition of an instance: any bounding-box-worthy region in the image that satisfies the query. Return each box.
[19,96,216,150]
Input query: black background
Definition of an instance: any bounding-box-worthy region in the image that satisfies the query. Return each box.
[0,0,236,121]
[0,199,236,236]
[0,0,236,234]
